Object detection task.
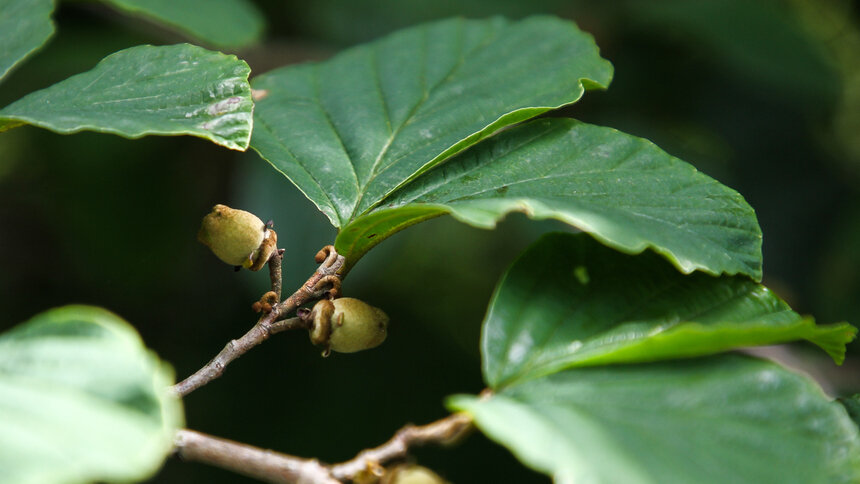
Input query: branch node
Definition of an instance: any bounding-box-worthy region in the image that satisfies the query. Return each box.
[314,245,345,275]
[312,275,342,299]
[330,413,474,481]
[172,244,345,397]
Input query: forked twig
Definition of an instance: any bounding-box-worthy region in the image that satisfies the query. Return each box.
[171,246,345,397]
[173,413,473,483]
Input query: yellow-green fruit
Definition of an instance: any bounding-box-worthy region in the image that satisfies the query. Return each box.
[383,465,448,484]
[309,298,388,353]
[198,204,275,270]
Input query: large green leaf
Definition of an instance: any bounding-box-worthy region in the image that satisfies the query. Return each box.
[251,16,613,228]
[450,355,860,484]
[0,305,183,484]
[100,0,264,49]
[0,44,253,150]
[481,232,853,389]
[337,119,764,278]
[0,0,54,82]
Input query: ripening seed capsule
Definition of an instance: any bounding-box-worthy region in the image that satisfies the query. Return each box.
[308,298,388,354]
[198,204,277,271]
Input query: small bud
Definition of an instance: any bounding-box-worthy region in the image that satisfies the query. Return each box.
[306,298,388,354]
[198,204,277,271]
[252,291,279,313]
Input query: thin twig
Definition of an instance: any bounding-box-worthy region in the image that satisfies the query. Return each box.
[175,429,339,484]
[170,316,291,397]
[330,413,474,481]
[171,246,345,397]
[173,413,473,483]
[270,249,285,301]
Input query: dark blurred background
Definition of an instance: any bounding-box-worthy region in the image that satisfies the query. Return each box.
[1,1,859,482]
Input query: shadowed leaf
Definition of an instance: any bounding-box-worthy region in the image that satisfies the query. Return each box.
[480,232,853,389]
[0,0,54,82]
[451,355,860,484]
[0,305,183,484]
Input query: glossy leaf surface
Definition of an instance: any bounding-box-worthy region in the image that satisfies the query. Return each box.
[100,0,264,48]
[0,44,253,150]
[481,232,853,389]
[451,355,860,484]
[0,306,183,484]
[338,119,764,278]
[0,0,54,81]
[251,16,613,227]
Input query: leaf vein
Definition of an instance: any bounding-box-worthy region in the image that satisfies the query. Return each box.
[254,116,340,224]
[355,20,505,214]
[311,64,362,216]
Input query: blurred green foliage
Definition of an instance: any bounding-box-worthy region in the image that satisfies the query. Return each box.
[1,1,858,482]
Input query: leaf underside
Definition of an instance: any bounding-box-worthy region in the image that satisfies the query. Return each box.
[0,305,183,484]
[481,232,853,389]
[337,119,764,279]
[0,0,54,82]
[450,355,860,484]
[0,44,254,150]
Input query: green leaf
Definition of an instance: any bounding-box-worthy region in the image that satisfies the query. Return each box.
[450,355,860,484]
[839,395,860,430]
[481,232,853,389]
[99,0,264,49]
[0,0,54,82]
[0,44,253,150]
[0,305,183,484]
[337,119,764,278]
[251,16,613,228]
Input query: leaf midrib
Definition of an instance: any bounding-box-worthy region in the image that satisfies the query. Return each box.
[509,280,793,388]
[310,63,361,226]
[499,274,686,388]
[391,121,556,205]
[348,19,502,221]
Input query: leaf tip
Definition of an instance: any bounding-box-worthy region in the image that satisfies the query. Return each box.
[807,322,857,365]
